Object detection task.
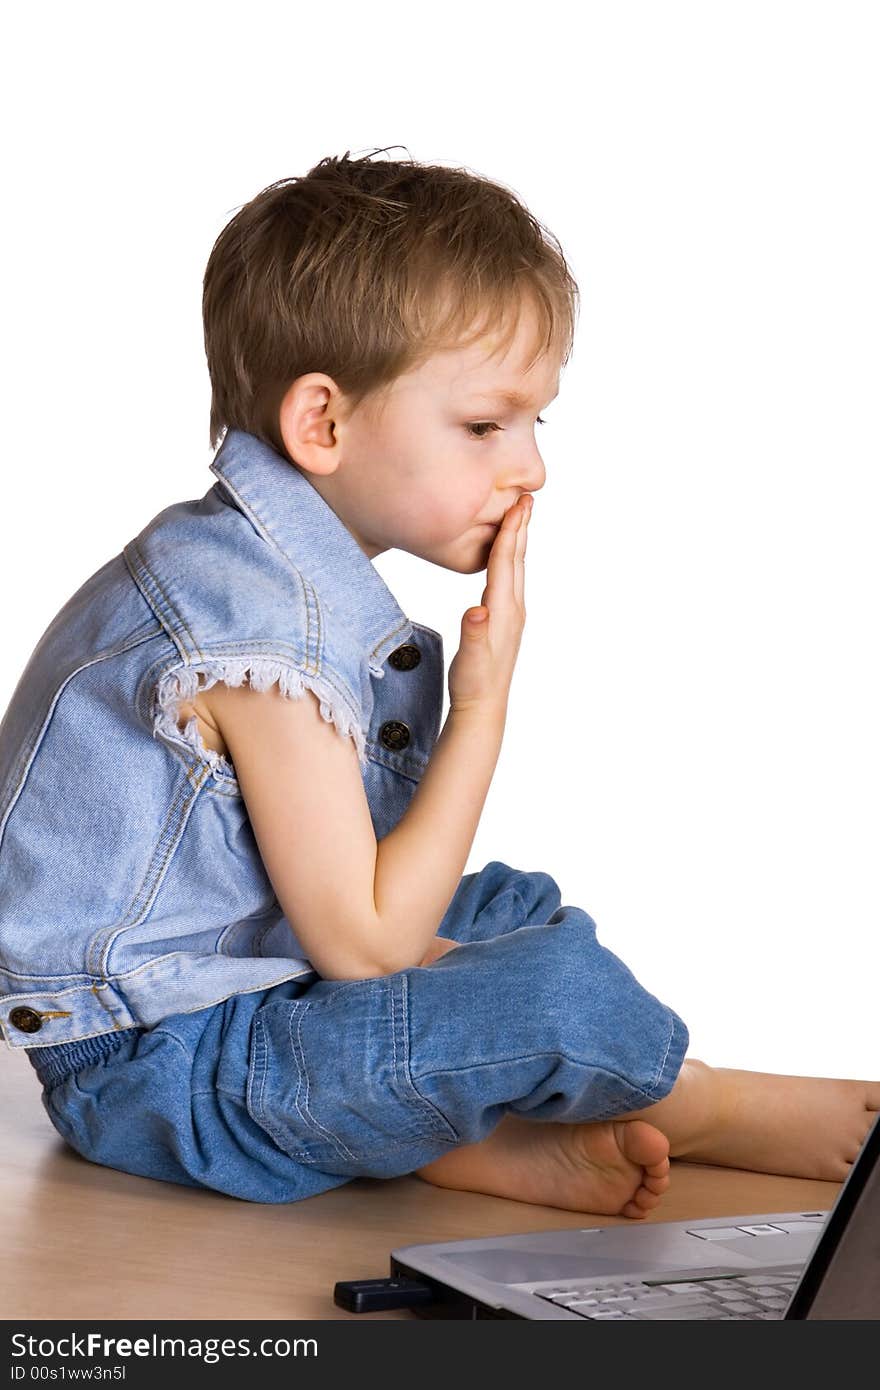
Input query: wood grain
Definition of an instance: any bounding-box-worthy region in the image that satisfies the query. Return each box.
[1,1049,840,1321]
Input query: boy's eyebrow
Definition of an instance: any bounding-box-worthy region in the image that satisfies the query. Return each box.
[470,386,560,410]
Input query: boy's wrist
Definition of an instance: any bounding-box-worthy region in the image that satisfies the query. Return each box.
[448,699,508,732]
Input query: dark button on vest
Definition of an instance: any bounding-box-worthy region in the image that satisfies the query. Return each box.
[388,643,421,671]
[379,720,411,752]
[9,1007,43,1034]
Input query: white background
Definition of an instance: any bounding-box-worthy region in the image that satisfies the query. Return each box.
[2,2,877,1078]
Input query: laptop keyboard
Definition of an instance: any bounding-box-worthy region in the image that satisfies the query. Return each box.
[535,1266,803,1319]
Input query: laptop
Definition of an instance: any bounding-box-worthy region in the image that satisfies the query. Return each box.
[386,1111,880,1319]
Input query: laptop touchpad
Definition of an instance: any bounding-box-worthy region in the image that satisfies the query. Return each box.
[684,1231,820,1261]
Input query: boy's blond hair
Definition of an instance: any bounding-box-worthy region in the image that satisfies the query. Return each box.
[202,147,580,456]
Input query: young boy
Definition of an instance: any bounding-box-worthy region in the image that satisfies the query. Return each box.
[1,151,876,1215]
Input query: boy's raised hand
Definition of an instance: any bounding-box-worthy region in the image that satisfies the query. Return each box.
[447,493,533,720]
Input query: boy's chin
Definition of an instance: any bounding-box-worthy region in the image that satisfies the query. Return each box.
[401,535,491,575]
[431,548,491,576]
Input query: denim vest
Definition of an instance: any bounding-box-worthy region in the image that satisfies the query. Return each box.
[0,429,444,1052]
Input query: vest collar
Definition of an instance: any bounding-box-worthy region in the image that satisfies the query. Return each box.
[209,428,413,673]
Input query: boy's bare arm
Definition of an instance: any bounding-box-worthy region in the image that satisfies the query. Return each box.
[371,704,505,970]
[207,491,531,980]
[210,686,505,977]
[372,489,532,970]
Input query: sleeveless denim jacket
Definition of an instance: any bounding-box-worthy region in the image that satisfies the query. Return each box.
[0,428,444,1052]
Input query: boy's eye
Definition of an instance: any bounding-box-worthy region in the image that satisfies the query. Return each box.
[466,417,547,440]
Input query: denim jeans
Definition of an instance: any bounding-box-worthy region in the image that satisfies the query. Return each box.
[27,860,689,1204]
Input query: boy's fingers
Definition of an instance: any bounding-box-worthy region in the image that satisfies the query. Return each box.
[513,504,527,603]
[484,505,521,606]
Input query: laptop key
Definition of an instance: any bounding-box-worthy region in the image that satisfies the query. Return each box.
[631,1293,716,1311]
[653,1282,709,1293]
[633,1304,726,1320]
[740,1274,793,1286]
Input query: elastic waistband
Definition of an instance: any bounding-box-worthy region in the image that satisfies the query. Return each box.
[26,1026,144,1089]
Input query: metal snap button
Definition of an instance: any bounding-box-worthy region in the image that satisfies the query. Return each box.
[379,720,411,752]
[9,1007,43,1034]
[388,644,421,671]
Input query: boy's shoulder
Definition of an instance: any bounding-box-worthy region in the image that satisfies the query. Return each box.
[123,429,418,754]
[128,432,409,641]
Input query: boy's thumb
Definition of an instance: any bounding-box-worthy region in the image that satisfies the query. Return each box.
[464,606,488,630]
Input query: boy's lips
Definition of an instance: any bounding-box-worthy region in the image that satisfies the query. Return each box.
[480,497,533,528]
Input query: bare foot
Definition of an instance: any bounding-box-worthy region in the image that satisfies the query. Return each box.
[415,1115,671,1219]
[626,1061,880,1181]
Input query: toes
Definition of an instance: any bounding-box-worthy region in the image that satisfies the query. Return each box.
[644,1155,671,1180]
[643,1169,671,1195]
[614,1119,670,1171]
[619,1199,649,1220]
[632,1185,663,1211]
[620,1175,669,1219]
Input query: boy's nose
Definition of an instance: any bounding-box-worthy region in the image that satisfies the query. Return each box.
[498,457,546,510]
[526,451,548,493]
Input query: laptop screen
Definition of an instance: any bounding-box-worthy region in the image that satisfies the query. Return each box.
[787,1109,880,1318]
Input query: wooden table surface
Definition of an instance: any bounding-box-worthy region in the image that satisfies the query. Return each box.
[1,1048,841,1321]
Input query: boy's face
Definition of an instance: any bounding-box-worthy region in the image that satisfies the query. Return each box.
[278,296,559,573]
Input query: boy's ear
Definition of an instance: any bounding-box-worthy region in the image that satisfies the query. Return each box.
[278,373,343,475]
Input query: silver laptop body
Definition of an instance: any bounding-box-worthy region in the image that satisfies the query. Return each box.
[390,1112,880,1319]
